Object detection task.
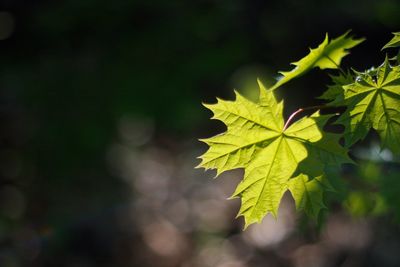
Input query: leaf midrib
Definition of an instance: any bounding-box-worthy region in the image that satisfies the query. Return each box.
[248,136,284,218]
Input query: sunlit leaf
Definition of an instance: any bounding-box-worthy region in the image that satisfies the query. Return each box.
[198,81,351,228]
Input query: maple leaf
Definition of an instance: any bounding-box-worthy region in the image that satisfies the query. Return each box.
[270,31,364,90]
[198,81,351,228]
[336,57,400,154]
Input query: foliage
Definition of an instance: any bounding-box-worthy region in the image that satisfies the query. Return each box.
[198,31,400,228]
[270,31,364,90]
[335,58,400,153]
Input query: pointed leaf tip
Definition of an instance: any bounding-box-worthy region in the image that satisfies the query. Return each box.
[382,32,400,50]
[270,31,364,90]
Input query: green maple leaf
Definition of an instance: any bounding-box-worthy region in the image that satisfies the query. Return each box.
[270,31,364,90]
[382,32,400,50]
[336,57,400,154]
[198,81,351,228]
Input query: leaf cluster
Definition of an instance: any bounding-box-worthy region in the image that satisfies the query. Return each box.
[198,31,400,228]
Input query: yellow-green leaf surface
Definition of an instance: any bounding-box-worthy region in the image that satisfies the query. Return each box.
[382,32,400,50]
[198,81,351,228]
[270,31,364,90]
[336,58,400,154]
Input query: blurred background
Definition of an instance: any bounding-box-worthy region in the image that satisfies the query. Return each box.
[1,0,400,266]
